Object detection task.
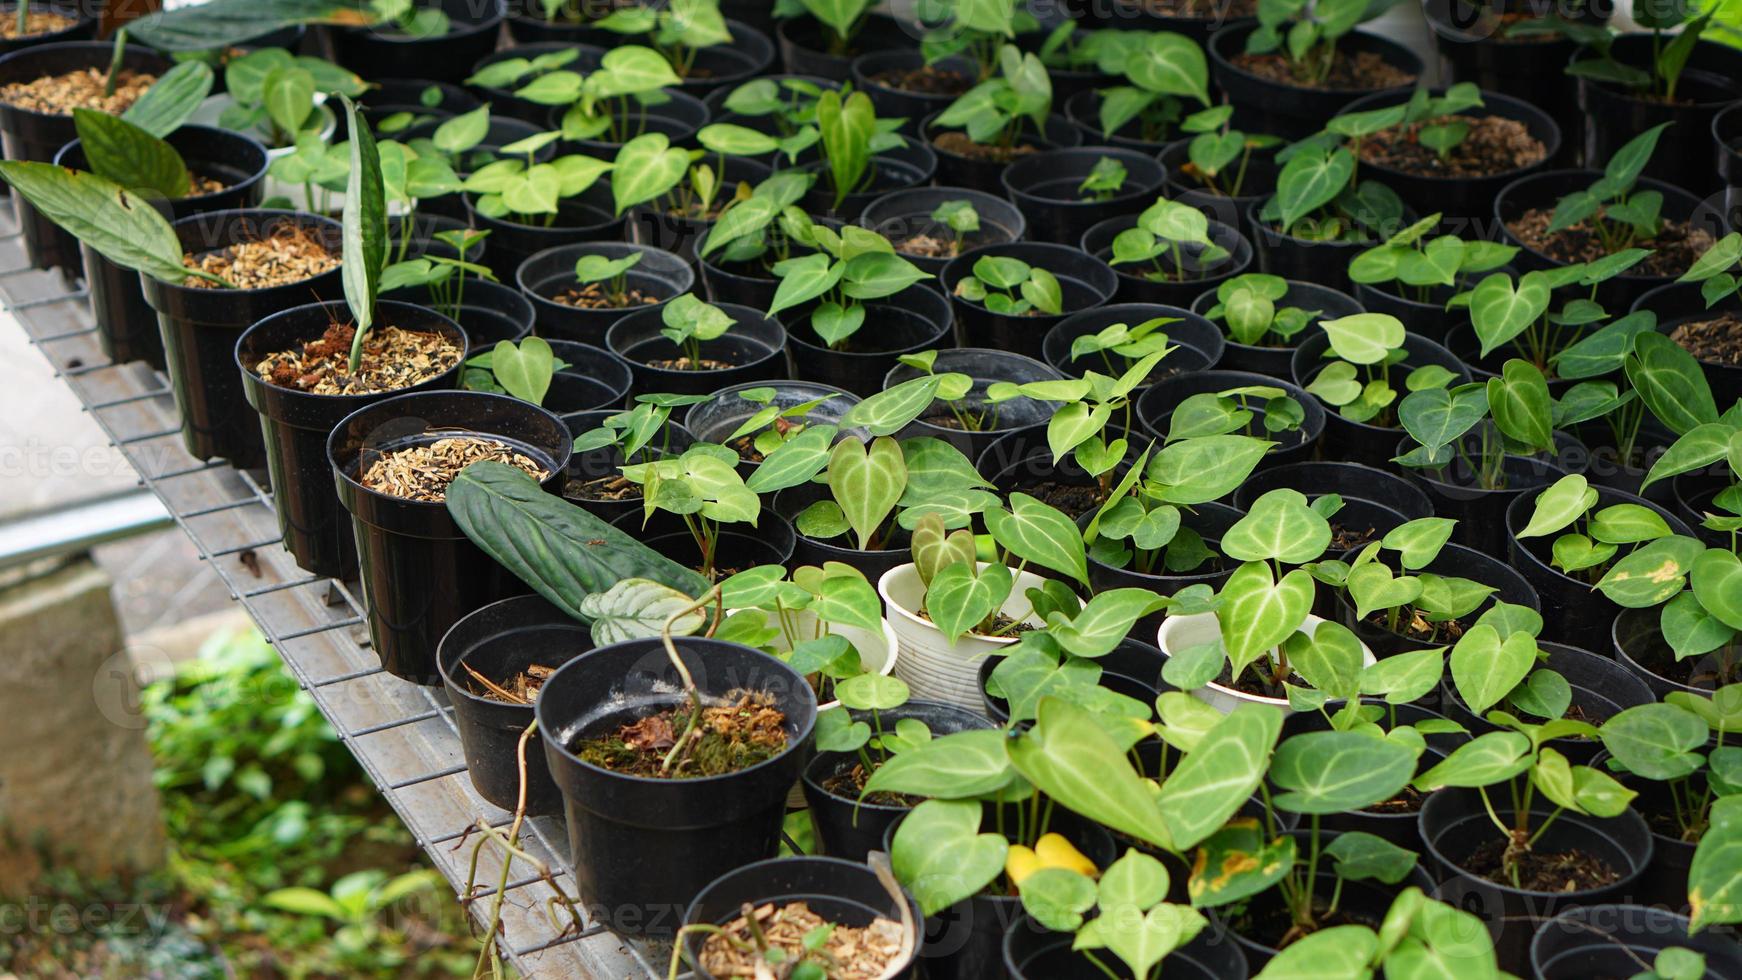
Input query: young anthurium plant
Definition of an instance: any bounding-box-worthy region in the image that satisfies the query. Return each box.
[221,47,368,148]
[954,253,1065,317]
[765,223,932,351]
[465,46,582,97]
[841,351,1002,435]
[916,0,1037,80]
[710,560,887,704]
[773,0,877,56]
[1202,273,1318,349]
[1178,104,1279,200]
[461,337,561,405]
[1392,360,1557,490]
[1245,0,1391,87]
[925,199,981,259]
[992,351,1167,500]
[1110,196,1231,284]
[1084,438,1275,577]
[1677,230,1742,308]
[1067,315,1178,377]
[619,442,761,580]
[1164,385,1308,444]
[1348,212,1518,303]
[462,139,613,225]
[1599,686,1742,847]
[1014,846,1208,980]
[1565,8,1715,104]
[1303,313,1448,426]
[1517,472,1706,603]
[810,671,929,788]
[657,294,737,371]
[1544,123,1674,257]
[698,170,818,271]
[1250,887,1504,978]
[1311,517,1499,645]
[1261,127,1404,245]
[1092,29,1211,144]
[932,43,1051,156]
[571,395,706,464]
[512,45,684,146]
[593,0,733,81]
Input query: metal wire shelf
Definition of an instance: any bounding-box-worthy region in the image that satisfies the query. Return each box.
[4,223,676,980]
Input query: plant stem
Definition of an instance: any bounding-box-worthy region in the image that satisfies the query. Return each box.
[103,29,125,98]
[658,587,721,773]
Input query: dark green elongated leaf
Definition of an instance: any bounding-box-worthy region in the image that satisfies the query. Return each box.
[1157,703,1282,849]
[1324,831,1418,884]
[0,161,220,285]
[1643,423,1737,491]
[1008,697,1174,850]
[121,61,215,138]
[73,108,189,199]
[1487,360,1553,453]
[341,96,384,362]
[1554,311,1656,380]
[1270,730,1418,814]
[129,0,369,51]
[445,461,708,619]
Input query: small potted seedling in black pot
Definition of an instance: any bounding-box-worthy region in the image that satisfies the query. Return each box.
[1192,272,1363,378]
[606,293,788,400]
[922,42,1082,188]
[859,189,1027,279]
[1001,146,1167,246]
[561,399,698,522]
[942,242,1117,360]
[517,241,694,345]
[1085,194,1252,307]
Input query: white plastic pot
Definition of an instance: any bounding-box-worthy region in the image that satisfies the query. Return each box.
[878,562,1050,714]
[1156,612,1377,716]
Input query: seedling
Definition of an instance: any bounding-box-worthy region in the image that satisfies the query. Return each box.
[714,561,888,704]
[932,44,1051,155]
[1078,155,1128,202]
[1091,29,1211,144]
[1393,360,1556,491]
[1245,0,1396,86]
[1348,212,1518,304]
[917,0,1037,81]
[764,223,931,351]
[1178,105,1279,199]
[1545,124,1672,256]
[1600,688,1742,846]
[219,47,366,148]
[698,170,818,272]
[1068,316,1177,377]
[1565,8,1716,103]
[571,394,705,464]
[1084,436,1274,577]
[571,251,643,308]
[369,0,449,37]
[1302,313,1450,426]
[1675,229,1742,308]
[462,139,612,226]
[995,351,1167,499]
[1261,131,1404,245]
[380,228,494,320]
[1109,197,1231,283]
[1202,273,1317,348]
[719,387,834,462]
[775,0,877,58]
[928,199,980,258]
[844,350,1004,435]
[594,0,733,79]
[462,337,561,405]
[1311,518,1497,645]
[508,46,683,145]
[953,254,1064,317]
[620,443,761,580]
[657,294,737,371]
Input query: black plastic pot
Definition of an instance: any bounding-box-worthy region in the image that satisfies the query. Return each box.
[1441,641,1651,764]
[773,480,910,585]
[1395,430,1576,557]
[941,242,1117,360]
[517,242,695,346]
[541,339,631,414]
[1718,101,1742,221]
[681,856,921,979]
[0,41,171,270]
[980,636,1171,724]
[1062,88,1182,156]
[330,0,507,85]
[1571,416,1678,503]
[859,186,1028,280]
[1223,830,1437,971]
[606,301,787,400]
[559,408,694,523]
[1496,168,1725,313]
[682,380,860,472]
[1631,280,1742,411]
[614,510,797,577]
[1085,0,1254,44]
[700,253,783,310]
[776,13,915,81]
[1083,214,1253,307]
[437,594,591,817]
[56,125,268,370]
[1001,146,1168,246]
[1335,541,1540,661]
[1086,500,1245,631]
[1613,605,1742,699]
[1005,919,1249,980]
[978,421,1143,521]
[1419,787,1653,974]
[359,77,481,120]
[501,0,617,43]
[1422,0,1603,171]
[786,285,951,398]
[798,139,938,221]
[1338,87,1561,227]
[1137,368,1326,469]
[1280,701,1462,849]
[1532,904,1742,979]
[922,110,1083,189]
[1191,278,1363,378]
[328,390,572,683]
[547,87,710,158]
[466,43,605,125]
[881,347,1065,462]
[1043,303,1227,382]
[1674,470,1735,550]
[382,278,535,348]
[1158,137,1280,240]
[1580,36,1742,197]
[1235,460,1433,519]
[1506,485,1695,655]
[1246,198,1417,294]
[852,50,975,134]
[883,805,1116,980]
[627,156,772,267]
[237,300,467,580]
[1208,24,1422,140]
[667,19,776,97]
[467,184,625,278]
[143,209,345,468]
[1595,758,1703,914]
[1290,329,1470,469]
[801,701,994,861]
[0,1,92,58]
[536,637,817,936]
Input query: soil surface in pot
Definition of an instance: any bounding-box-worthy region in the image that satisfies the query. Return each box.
[571,690,788,778]
[871,63,972,96]
[933,131,1039,163]
[1365,609,1469,644]
[1506,211,1714,278]
[1671,313,1742,366]
[564,472,641,503]
[897,232,977,260]
[916,605,1034,639]
[361,436,547,501]
[699,901,905,979]
[1027,480,1104,518]
[1461,838,1619,892]
[820,757,921,807]
[646,354,738,370]
[551,282,662,309]
[1360,115,1546,177]
[184,225,340,289]
[1228,51,1414,90]
[1368,783,1425,814]
[255,322,462,395]
[0,67,154,114]
[1331,522,1379,551]
[1628,638,1742,690]
[0,10,76,37]
[1233,890,1378,950]
[462,660,553,705]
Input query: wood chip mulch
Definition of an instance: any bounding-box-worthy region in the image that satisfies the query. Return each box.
[463,662,554,705]
[1506,209,1715,279]
[896,234,960,259]
[186,173,227,196]
[0,10,76,37]
[360,436,546,502]
[933,131,1039,163]
[698,901,906,980]
[551,283,659,309]
[183,224,339,289]
[1360,114,1547,178]
[0,67,154,114]
[1671,313,1742,366]
[1230,50,1415,91]
[869,65,972,96]
[255,322,461,396]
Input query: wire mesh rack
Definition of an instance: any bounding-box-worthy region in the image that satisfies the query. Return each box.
[5,220,680,980]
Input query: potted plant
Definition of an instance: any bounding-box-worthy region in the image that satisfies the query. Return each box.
[461,137,619,277]
[1084,195,1252,307]
[0,0,92,58]
[1059,29,1213,155]
[852,46,976,136]
[697,169,818,309]
[1235,459,1433,529]
[1157,104,1282,238]
[1191,272,1363,378]
[329,0,507,85]
[1134,368,1322,470]
[1042,303,1227,383]
[778,0,913,81]
[464,44,599,126]
[681,380,860,469]
[1347,212,1518,344]
[562,397,699,520]
[858,188,1027,278]
[381,232,538,350]
[626,122,773,266]
[517,241,694,345]
[922,43,1082,188]
[1531,905,1742,978]
[942,242,1118,359]
[1644,231,1742,409]
[192,47,354,205]
[614,444,794,578]
[590,1,774,97]
[866,347,1066,462]
[1001,146,1168,246]
[605,293,787,400]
